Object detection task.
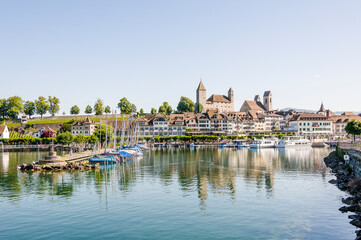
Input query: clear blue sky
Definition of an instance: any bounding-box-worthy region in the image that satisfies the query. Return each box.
[1,0,360,115]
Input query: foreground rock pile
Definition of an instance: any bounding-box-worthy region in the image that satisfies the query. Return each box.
[19,162,100,171]
[324,151,361,239]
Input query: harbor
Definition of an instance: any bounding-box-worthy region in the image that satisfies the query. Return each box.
[0,147,355,240]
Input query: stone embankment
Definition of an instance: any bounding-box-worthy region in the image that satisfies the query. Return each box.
[324,149,361,240]
[19,161,100,171]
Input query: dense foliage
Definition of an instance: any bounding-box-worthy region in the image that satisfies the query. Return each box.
[345,119,361,143]
[177,96,195,113]
[94,98,104,115]
[48,96,60,116]
[70,105,80,115]
[35,96,49,118]
[85,105,93,114]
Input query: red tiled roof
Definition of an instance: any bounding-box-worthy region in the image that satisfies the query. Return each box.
[207,94,231,103]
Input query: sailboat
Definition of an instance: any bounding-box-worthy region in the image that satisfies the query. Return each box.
[89,114,121,164]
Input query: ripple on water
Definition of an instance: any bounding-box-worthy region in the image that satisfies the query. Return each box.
[0,148,356,239]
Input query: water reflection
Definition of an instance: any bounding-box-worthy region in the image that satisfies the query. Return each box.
[0,148,331,207]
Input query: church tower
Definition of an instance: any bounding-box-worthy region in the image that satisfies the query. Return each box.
[228,87,234,102]
[263,91,272,112]
[196,80,206,109]
[228,87,234,112]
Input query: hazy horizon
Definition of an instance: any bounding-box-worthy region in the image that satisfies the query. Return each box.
[1,1,360,115]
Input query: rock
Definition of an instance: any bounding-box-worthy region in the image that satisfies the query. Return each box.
[339,205,360,213]
[329,179,338,184]
[43,166,53,170]
[25,164,34,170]
[343,197,355,205]
[356,230,361,236]
[349,215,360,220]
[351,219,361,228]
[337,182,349,191]
[34,166,42,171]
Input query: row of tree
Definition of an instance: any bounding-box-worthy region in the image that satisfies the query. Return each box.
[0,96,60,119]
[0,95,202,120]
[70,99,112,115]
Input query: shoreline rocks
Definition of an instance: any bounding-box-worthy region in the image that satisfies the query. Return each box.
[18,161,99,171]
[324,150,361,240]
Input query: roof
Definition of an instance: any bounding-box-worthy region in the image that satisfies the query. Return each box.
[257,113,283,118]
[342,112,355,116]
[197,80,206,91]
[0,125,7,134]
[73,117,94,126]
[254,95,260,101]
[36,126,55,133]
[241,100,266,112]
[207,94,231,103]
[330,115,361,123]
[290,113,330,121]
[263,91,271,97]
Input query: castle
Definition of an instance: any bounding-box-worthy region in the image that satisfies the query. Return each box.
[239,91,273,113]
[196,80,234,113]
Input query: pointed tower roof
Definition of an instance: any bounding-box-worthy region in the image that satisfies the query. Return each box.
[228,87,234,93]
[319,102,326,112]
[197,80,206,91]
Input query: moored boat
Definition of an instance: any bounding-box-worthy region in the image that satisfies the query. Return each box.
[276,137,311,148]
[250,137,278,148]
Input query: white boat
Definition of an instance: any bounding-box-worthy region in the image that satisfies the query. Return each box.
[250,137,278,148]
[276,137,311,148]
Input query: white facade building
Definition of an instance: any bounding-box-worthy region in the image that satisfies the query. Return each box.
[71,118,96,136]
[0,125,9,139]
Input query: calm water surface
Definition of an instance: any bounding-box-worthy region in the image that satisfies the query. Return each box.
[0,148,355,239]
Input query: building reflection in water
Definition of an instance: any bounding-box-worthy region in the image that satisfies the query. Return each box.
[0,148,331,208]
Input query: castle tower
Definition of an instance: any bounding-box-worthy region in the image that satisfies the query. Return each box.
[228,87,234,102]
[196,79,206,108]
[263,91,272,112]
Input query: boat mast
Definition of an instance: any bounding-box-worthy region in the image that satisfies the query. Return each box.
[105,113,108,153]
[113,109,118,150]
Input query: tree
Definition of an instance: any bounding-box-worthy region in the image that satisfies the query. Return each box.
[74,134,87,151]
[48,96,60,116]
[131,104,137,113]
[0,99,8,119]
[24,101,36,118]
[151,108,157,114]
[35,96,49,118]
[70,105,80,115]
[118,97,132,114]
[59,120,75,133]
[195,103,203,113]
[140,108,144,115]
[94,124,113,144]
[163,102,173,115]
[94,99,104,115]
[85,105,92,114]
[345,119,361,143]
[158,105,166,115]
[177,96,195,113]
[158,102,172,115]
[56,132,74,145]
[105,106,111,114]
[7,96,23,119]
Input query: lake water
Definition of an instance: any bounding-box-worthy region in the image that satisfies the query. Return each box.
[0,148,355,239]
